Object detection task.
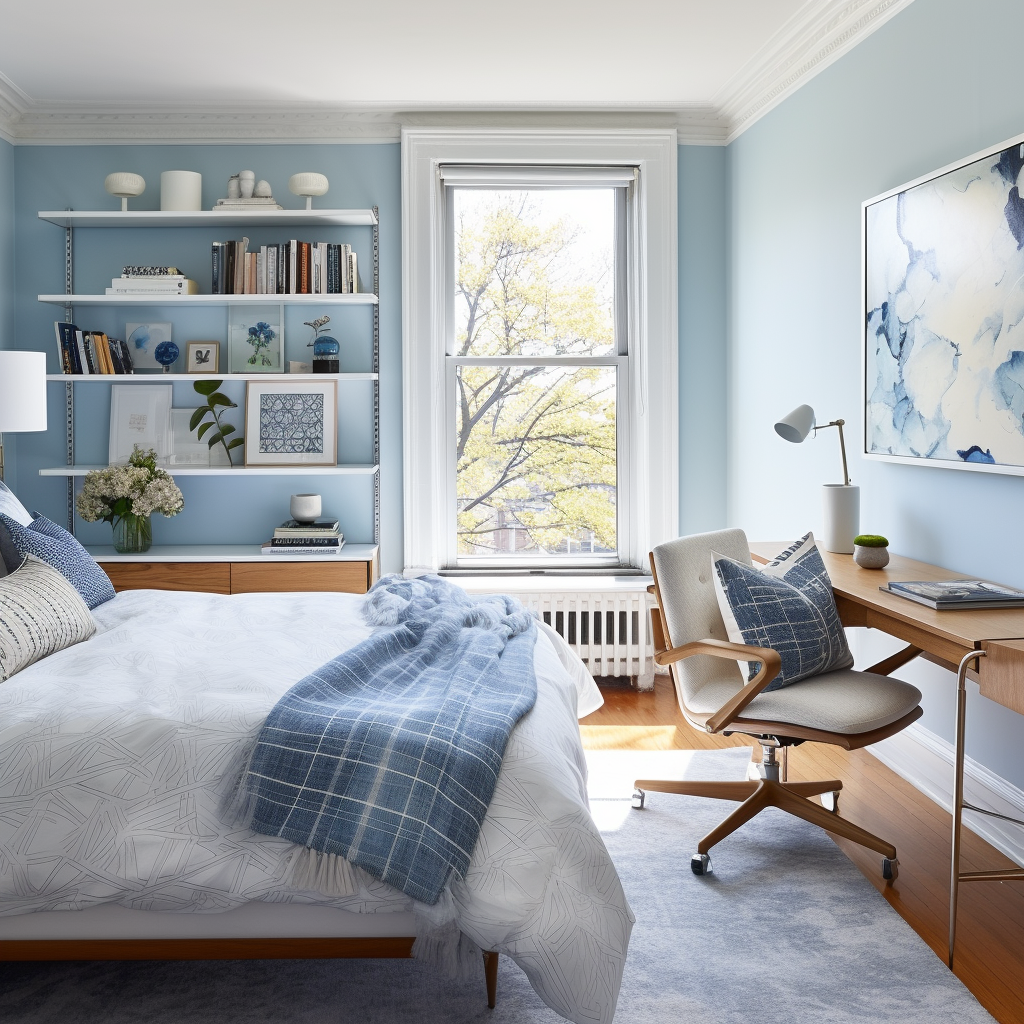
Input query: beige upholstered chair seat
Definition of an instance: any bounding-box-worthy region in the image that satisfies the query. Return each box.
[682,669,922,735]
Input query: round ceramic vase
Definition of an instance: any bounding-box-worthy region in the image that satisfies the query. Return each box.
[853,544,890,569]
[290,494,322,523]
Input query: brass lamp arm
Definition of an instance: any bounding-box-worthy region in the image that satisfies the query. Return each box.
[814,418,850,486]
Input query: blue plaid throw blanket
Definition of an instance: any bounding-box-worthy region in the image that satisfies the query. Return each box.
[228,574,538,905]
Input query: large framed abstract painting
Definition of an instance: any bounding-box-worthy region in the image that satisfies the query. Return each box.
[864,131,1024,476]
[244,380,337,467]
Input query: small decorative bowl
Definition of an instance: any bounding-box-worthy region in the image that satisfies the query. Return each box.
[290,493,322,524]
[853,534,890,569]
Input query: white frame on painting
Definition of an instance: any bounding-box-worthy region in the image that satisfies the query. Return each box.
[863,128,1024,478]
[109,384,172,465]
[186,341,219,374]
[244,380,337,467]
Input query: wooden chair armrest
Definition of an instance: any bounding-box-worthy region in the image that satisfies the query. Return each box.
[653,636,782,734]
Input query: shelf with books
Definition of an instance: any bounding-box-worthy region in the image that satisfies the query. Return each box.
[39,293,378,306]
[38,209,378,229]
[46,372,379,382]
[39,464,379,478]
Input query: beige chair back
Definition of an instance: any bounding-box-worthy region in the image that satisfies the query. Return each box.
[651,529,750,714]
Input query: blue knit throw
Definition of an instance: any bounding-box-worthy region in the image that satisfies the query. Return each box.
[233,574,538,905]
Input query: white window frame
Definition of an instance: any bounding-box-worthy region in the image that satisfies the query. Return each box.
[402,128,678,575]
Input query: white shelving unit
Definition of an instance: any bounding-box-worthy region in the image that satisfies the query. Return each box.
[85,543,379,564]
[39,209,378,229]
[41,205,382,556]
[39,293,378,306]
[40,464,378,477]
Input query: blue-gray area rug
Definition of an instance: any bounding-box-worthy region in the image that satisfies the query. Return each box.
[0,749,994,1023]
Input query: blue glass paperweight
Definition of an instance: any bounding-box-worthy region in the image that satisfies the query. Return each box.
[154,340,180,372]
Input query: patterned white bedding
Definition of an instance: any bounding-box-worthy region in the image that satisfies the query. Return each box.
[0,589,631,1023]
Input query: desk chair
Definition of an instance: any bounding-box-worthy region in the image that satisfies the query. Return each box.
[636,528,924,880]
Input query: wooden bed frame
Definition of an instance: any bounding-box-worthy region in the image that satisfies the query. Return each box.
[0,937,500,1009]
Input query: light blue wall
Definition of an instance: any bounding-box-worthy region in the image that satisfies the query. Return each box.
[10,144,403,571]
[679,145,728,534]
[0,138,15,485]
[727,0,1024,786]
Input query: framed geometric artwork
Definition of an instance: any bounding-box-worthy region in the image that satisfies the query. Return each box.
[244,380,337,467]
[864,129,1024,477]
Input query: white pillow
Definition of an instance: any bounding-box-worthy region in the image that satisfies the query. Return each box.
[0,480,33,527]
[0,554,96,682]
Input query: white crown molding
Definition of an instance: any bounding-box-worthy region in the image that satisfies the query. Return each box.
[716,0,919,142]
[0,1,917,147]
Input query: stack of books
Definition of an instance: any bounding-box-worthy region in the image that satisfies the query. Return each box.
[261,518,345,556]
[106,266,198,296]
[883,579,1024,610]
[212,240,357,295]
[54,321,134,375]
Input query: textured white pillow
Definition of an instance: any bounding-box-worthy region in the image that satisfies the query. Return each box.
[0,480,33,527]
[0,554,97,682]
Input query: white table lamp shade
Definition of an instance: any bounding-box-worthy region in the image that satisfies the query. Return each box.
[0,352,48,432]
[774,404,815,443]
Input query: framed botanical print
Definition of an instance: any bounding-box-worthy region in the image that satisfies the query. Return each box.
[228,307,283,373]
[244,380,337,467]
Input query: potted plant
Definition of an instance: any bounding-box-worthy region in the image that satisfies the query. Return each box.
[853,534,890,569]
[75,445,184,553]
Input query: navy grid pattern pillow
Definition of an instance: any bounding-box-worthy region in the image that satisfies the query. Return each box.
[711,532,853,691]
[0,514,115,610]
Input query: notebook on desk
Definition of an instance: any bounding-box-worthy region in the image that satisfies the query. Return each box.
[882,579,1024,610]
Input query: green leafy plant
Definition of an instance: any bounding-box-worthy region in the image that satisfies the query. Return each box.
[190,380,243,466]
[854,534,889,547]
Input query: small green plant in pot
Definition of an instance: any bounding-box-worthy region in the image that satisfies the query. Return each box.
[190,380,244,466]
[853,534,889,569]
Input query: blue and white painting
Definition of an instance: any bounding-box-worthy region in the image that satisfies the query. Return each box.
[125,322,172,371]
[865,139,1024,473]
[259,393,325,454]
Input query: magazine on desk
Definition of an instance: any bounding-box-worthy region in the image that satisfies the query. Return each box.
[882,579,1024,610]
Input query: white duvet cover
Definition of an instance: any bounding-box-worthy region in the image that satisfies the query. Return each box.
[0,589,632,1023]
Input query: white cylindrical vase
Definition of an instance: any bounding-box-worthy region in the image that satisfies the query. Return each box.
[822,484,860,554]
[160,170,203,211]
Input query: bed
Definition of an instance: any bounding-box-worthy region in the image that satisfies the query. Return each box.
[0,585,633,1024]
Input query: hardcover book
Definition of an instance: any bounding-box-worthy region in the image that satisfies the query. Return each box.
[883,579,1024,610]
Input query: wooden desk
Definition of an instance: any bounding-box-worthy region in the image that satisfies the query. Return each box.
[750,542,1024,967]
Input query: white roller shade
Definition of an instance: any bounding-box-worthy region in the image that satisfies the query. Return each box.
[439,164,637,187]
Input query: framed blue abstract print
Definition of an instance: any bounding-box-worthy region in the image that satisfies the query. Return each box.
[244,380,337,467]
[863,130,1024,476]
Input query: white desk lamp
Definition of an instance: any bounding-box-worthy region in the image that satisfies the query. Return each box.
[774,403,859,553]
[0,351,48,482]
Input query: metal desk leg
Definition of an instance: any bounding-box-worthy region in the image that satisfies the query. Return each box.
[949,649,986,969]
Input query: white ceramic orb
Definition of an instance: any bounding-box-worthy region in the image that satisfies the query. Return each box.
[289,172,329,198]
[104,172,146,198]
[254,179,273,198]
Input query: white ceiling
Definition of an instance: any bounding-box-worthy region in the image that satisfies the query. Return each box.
[0,0,915,144]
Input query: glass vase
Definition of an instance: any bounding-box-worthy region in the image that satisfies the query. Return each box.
[113,514,152,554]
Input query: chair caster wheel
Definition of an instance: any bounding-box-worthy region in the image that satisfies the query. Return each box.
[821,790,840,814]
[882,857,899,883]
[631,788,645,810]
[691,853,713,876]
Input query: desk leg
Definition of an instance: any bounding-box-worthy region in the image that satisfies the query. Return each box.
[949,649,986,970]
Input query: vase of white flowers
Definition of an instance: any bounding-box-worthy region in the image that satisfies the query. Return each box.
[76,446,184,554]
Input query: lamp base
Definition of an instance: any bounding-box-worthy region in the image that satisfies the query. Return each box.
[822,484,860,553]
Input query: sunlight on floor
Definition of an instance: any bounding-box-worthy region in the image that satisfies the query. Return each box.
[578,724,683,750]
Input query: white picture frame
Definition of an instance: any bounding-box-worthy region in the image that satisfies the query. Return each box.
[168,408,210,467]
[186,341,219,374]
[125,322,173,372]
[244,380,337,467]
[109,384,172,465]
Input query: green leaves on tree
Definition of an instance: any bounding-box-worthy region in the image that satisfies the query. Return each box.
[190,380,244,465]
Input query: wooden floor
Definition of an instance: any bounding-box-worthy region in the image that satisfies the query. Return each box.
[580,678,1024,1024]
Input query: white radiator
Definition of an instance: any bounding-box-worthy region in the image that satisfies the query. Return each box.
[516,588,655,690]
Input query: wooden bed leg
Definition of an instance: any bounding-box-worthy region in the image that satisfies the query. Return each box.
[483,950,499,1009]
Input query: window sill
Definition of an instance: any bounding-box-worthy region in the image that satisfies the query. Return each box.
[448,574,653,594]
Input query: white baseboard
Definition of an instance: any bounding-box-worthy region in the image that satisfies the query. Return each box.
[869,723,1024,868]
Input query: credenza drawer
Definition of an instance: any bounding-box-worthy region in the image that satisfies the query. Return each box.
[100,561,231,594]
[229,561,372,594]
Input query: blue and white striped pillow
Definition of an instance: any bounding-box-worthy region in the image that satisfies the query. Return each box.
[0,514,115,610]
[712,532,853,691]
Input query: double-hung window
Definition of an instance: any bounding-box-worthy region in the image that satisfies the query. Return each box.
[401,128,678,577]
[442,165,635,569]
